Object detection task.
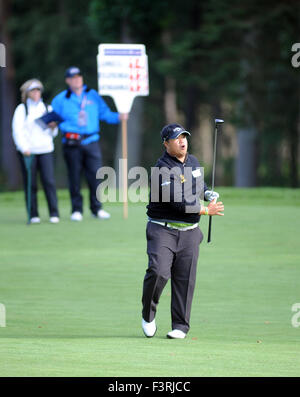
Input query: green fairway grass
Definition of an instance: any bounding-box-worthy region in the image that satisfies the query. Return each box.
[0,187,300,376]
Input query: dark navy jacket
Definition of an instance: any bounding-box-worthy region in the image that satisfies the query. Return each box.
[147,151,208,224]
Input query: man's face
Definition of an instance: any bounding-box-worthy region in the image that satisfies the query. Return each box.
[164,134,188,158]
[65,74,84,91]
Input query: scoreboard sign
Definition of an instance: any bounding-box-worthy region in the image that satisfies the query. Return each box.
[97,43,149,113]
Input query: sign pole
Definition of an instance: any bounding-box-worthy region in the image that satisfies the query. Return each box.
[121,117,128,219]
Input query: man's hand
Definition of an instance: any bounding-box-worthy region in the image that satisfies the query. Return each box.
[23,150,31,156]
[207,198,224,216]
[204,190,220,202]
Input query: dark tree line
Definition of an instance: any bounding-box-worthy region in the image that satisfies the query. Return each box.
[0,0,299,190]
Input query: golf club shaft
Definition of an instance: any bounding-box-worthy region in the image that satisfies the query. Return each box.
[207,124,219,243]
[207,216,212,242]
[211,125,218,192]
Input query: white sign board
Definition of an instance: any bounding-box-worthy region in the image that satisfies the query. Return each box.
[97,44,149,113]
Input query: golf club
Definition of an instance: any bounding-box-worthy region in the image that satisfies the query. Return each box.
[207,118,224,243]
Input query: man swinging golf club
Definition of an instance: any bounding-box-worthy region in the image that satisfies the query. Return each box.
[141,123,224,339]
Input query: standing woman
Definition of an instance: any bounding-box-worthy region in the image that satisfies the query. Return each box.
[12,79,60,224]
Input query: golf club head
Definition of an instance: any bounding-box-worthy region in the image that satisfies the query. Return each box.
[215,119,224,125]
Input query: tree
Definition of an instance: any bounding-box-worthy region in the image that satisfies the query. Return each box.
[0,0,20,190]
[1,0,299,189]
[1,0,102,189]
[196,0,300,187]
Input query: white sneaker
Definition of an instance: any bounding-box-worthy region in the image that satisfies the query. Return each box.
[30,217,41,224]
[142,318,157,338]
[96,209,111,219]
[167,329,186,339]
[70,212,83,221]
[50,216,60,224]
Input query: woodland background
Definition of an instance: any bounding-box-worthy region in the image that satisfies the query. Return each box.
[0,0,299,190]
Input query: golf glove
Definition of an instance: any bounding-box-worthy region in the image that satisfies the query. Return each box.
[204,190,220,202]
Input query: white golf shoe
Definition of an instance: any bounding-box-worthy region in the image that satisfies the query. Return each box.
[167,329,186,339]
[142,318,157,338]
[71,212,83,221]
[30,217,41,224]
[96,209,111,219]
[50,216,60,224]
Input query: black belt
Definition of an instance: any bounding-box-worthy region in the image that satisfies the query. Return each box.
[63,132,98,146]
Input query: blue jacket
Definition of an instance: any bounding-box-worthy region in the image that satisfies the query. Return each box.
[51,85,120,145]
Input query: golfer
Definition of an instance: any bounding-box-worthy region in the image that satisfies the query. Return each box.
[12,79,59,224]
[51,66,127,221]
[141,123,224,339]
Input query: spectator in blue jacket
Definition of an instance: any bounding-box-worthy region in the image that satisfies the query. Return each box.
[52,66,127,221]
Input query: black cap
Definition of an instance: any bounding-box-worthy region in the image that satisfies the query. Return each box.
[65,66,82,78]
[160,123,191,142]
